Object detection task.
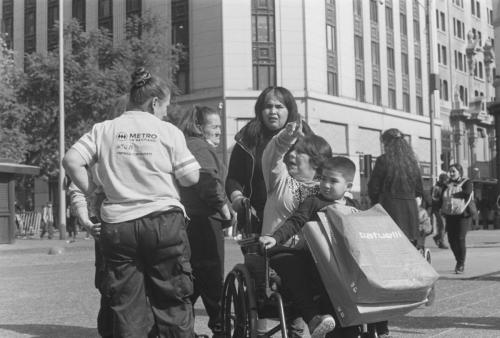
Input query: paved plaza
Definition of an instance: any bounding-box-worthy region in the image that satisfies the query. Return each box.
[0,230,499,337]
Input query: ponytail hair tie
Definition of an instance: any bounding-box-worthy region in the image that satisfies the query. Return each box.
[131,67,152,89]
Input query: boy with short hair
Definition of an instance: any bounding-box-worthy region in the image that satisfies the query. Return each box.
[260,156,359,338]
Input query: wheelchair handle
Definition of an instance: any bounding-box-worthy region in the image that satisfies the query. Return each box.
[264,246,272,297]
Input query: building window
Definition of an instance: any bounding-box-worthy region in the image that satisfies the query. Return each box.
[72,0,86,30]
[403,92,410,112]
[354,0,362,17]
[386,4,393,29]
[437,44,447,65]
[373,84,381,105]
[326,25,335,51]
[415,57,422,79]
[388,88,396,109]
[172,0,189,94]
[24,0,36,54]
[326,0,337,96]
[327,71,338,96]
[98,0,113,34]
[370,0,378,22]
[2,0,14,49]
[126,0,142,37]
[401,52,409,74]
[387,47,395,70]
[416,95,423,115]
[354,34,364,60]
[252,0,276,90]
[478,61,483,78]
[126,0,141,17]
[440,11,445,31]
[47,0,59,51]
[356,79,365,102]
[371,41,380,66]
[441,79,449,101]
[400,13,407,35]
[413,19,420,41]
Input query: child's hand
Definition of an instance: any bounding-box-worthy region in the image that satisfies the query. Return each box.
[259,235,277,249]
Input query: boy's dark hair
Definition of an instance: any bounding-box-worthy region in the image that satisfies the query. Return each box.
[322,156,356,182]
[293,135,332,170]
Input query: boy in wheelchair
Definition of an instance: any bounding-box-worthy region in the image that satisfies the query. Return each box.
[260,156,361,338]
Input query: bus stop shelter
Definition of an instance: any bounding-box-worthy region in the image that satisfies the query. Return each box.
[0,161,40,244]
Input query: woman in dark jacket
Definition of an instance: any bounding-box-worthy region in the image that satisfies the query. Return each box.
[442,163,473,274]
[168,105,230,338]
[367,128,423,338]
[226,86,312,235]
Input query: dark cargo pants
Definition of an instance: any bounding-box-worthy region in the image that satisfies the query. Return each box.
[100,209,194,338]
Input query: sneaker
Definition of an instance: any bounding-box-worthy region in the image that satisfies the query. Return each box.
[308,314,336,338]
[437,242,449,249]
[455,264,464,274]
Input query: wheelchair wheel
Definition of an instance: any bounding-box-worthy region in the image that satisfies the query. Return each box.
[221,264,258,338]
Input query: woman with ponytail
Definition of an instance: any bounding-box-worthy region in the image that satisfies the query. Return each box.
[64,67,199,338]
[167,105,230,338]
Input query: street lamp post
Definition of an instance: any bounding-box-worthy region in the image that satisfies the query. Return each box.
[58,0,66,239]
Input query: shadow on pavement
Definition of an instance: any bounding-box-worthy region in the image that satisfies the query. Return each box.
[395,315,500,331]
[0,324,99,338]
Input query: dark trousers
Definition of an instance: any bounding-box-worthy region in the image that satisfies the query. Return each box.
[187,214,224,332]
[445,215,470,266]
[270,247,359,337]
[431,208,446,243]
[100,209,194,338]
[40,221,54,239]
[270,247,321,323]
[94,240,113,338]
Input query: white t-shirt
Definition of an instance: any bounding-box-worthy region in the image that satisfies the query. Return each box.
[71,110,200,223]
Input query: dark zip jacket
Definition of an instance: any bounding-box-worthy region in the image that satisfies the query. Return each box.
[225,119,313,222]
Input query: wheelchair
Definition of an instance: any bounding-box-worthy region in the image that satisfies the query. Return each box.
[221,199,289,338]
[220,200,371,338]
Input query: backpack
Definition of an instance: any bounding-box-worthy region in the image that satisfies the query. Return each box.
[441,179,472,215]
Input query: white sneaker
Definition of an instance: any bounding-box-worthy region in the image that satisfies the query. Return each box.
[308,314,336,338]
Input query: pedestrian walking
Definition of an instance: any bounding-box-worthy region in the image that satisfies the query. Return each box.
[167,105,232,338]
[368,128,424,338]
[441,163,473,274]
[40,201,54,239]
[63,67,200,337]
[431,173,449,249]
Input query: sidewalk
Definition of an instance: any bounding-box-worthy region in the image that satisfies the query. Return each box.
[0,233,95,255]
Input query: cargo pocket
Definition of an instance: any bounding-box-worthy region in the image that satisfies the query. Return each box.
[173,261,194,300]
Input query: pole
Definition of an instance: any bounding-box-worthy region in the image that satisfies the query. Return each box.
[427,0,438,184]
[58,0,66,239]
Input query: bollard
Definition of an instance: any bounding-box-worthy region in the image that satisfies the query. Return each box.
[48,246,65,255]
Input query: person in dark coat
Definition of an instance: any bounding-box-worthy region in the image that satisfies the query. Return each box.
[442,163,473,274]
[225,86,312,235]
[367,128,423,338]
[167,105,231,338]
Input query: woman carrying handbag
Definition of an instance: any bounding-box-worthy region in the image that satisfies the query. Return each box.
[441,163,474,274]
